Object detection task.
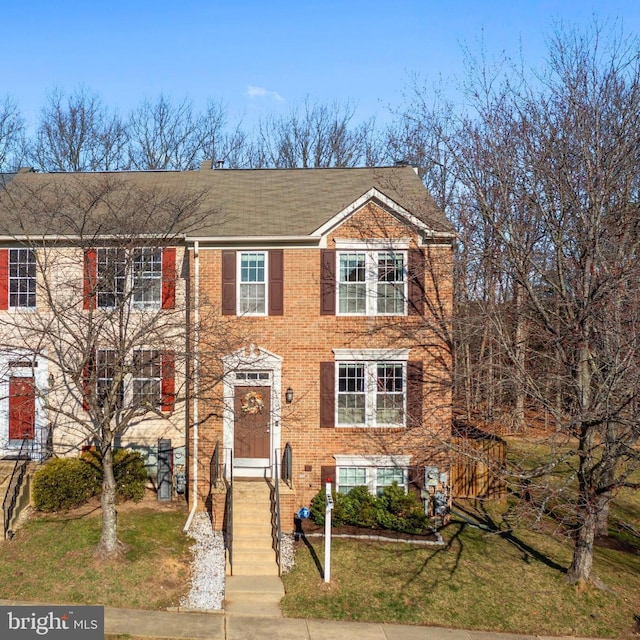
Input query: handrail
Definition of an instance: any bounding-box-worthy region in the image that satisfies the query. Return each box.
[282,442,292,488]
[226,448,233,573]
[210,440,220,488]
[2,437,31,539]
[273,449,283,576]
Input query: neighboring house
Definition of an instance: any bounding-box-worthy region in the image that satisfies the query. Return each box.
[0,164,454,529]
[0,170,188,478]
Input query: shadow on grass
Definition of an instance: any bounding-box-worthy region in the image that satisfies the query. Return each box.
[455,501,567,574]
[295,518,325,579]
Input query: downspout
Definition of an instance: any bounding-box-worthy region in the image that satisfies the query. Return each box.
[184,240,200,533]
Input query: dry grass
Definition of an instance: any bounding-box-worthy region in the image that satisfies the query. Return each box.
[0,492,191,610]
[281,445,640,638]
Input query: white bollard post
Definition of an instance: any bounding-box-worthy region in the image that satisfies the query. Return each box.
[324,478,334,583]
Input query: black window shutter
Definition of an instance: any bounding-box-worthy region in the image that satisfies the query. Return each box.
[222,250,236,315]
[319,361,335,428]
[320,249,336,315]
[269,249,284,316]
[408,248,425,316]
[406,360,423,428]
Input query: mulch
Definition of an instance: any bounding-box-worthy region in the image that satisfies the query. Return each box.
[295,517,440,543]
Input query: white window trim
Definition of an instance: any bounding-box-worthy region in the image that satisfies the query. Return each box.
[334,454,410,495]
[333,348,410,361]
[335,359,407,428]
[97,247,163,311]
[131,348,162,409]
[8,249,37,310]
[333,349,409,429]
[336,249,408,317]
[95,347,167,410]
[333,238,411,250]
[132,248,163,310]
[237,250,268,317]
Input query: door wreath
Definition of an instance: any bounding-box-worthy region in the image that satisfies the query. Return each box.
[241,390,265,414]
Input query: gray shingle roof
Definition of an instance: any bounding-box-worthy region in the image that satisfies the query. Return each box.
[0,165,452,239]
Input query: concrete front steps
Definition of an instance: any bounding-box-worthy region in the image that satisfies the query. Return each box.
[0,460,33,536]
[224,575,284,617]
[225,478,284,616]
[229,478,279,576]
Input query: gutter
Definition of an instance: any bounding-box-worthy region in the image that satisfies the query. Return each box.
[183,240,200,533]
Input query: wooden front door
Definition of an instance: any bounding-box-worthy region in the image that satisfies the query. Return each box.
[9,377,35,441]
[234,385,271,459]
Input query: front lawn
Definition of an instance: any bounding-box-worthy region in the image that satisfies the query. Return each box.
[0,496,191,610]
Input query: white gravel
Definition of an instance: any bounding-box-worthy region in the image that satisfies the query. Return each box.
[180,513,297,610]
[181,512,226,610]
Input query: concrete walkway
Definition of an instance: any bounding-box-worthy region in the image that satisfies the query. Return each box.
[101,606,571,640]
[0,600,606,640]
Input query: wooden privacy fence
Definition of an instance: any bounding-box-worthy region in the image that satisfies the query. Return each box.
[450,422,506,499]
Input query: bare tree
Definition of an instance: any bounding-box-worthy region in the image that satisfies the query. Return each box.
[445,22,640,584]
[198,99,250,169]
[0,96,26,171]
[251,98,383,168]
[31,87,128,171]
[0,173,243,558]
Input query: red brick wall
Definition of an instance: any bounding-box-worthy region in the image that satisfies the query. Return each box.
[190,202,453,527]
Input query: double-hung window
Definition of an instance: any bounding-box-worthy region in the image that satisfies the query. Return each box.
[9,249,36,309]
[132,349,161,408]
[85,247,175,311]
[97,248,126,308]
[337,250,406,316]
[133,248,162,309]
[337,360,405,427]
[238,251,267,315]
[96,349,123,409]
[335,457,410,496]
[86,348,174,413]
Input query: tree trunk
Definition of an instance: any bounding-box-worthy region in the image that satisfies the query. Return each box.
[95,445,124,559]
[595,493,611,538]
[566,494,596,584]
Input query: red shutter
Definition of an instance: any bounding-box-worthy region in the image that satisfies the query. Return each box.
[269,249,284,316]
[406,360,424,428]
[319,362,335,428]
[9,377,35,440]
[320,249,336,315]
[408,249,425,316]
[0,249,9,310]
[83,249,97,310]
[161,350,176,413]
[162,248,176,309]
[222,250,236,315]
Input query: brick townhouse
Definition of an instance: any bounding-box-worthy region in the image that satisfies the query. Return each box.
[187,163,455,529]
[0,163,454,535]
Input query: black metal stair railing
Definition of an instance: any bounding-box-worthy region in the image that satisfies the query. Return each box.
[2,437,31,539]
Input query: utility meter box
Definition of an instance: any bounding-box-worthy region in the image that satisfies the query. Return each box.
[425,466,439,487]
[157,439,172,501]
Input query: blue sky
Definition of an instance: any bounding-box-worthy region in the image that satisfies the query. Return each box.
[3,1,640,131]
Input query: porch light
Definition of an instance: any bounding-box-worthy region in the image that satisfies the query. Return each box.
[285,387,294,404]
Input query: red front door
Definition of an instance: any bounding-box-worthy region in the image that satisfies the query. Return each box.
[234,385,271,459]
[9,377,35,440]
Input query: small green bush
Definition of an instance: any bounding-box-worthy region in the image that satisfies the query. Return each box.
[32,457,101,512]
[81,449,148,502]
[33,449,148,512]
[310,488,349,526]
[309,482,430,534]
